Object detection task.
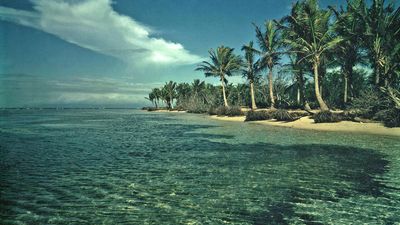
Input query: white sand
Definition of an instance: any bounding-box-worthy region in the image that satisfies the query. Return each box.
[210,115,400,137]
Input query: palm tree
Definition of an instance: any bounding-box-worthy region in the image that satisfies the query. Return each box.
[153,88,162,108]
[354,0,400,87]
[195,46,242,107]
[162,81,177,109]
[330,0,366,104]
[282,0,343,111]
[250,21,282,108]
[149,88,162,108]
[145,92,156,107]
[191,79,207,104]
[282,54,309,108]
[241,41,260,109]
[175,82,191,107]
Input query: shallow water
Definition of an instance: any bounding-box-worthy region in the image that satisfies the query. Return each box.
[1,109,400,224]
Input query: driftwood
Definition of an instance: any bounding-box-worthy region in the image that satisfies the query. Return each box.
[304,102,315,115]
[353,117,378,123]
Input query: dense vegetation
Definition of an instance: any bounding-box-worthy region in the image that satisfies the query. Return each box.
[146,0,400,127]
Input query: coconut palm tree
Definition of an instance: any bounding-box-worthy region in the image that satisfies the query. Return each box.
[175,82,191,107]
[191,79,208,104]
[191,79,205,98]
[145,92,156,107]
[282,0,343,111]
[282,54,309,108]
[195,46,242,107]
[250,21,282,108]
[150,88,162,108]
[330,0,366,104]
[162,81,177,109]
[354,0,400,87]
[241,41,260,109]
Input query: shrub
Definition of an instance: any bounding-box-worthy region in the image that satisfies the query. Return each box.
[374,108,400,128]
[245,110,273,121]
[338,111,358,121]
[146,107,159,111]
[351,89,383,118]
[225,106,243,117]
[174,105,186,111]
[186,102,208,114]
[313,111,341,123]
[208,107,217,115]
[214,106,243,117]
[290,111,310,119]
[187,105,208,113]
[272,109,294,121]
[215,106,227,116]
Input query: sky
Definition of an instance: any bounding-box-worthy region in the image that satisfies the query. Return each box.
[0,0,350,108]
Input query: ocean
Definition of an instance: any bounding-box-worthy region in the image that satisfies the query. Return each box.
[1,109,399,224]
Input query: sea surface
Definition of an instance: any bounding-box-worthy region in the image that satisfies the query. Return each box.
[1,109,400,224]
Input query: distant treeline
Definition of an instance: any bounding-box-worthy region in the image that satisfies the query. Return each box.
[146,0,400,127]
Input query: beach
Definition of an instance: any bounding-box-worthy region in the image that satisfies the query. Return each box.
[209,115,400,137]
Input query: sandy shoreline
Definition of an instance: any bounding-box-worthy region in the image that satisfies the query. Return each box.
[146,110,400,137]
[209,115,400,137]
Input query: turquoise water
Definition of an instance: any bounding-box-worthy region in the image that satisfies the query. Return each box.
[1,109,400,224]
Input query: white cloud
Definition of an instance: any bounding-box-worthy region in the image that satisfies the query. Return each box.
[0,0,203,65]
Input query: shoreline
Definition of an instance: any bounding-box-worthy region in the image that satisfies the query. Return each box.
[209,115,400,137]
[145,109,400,137]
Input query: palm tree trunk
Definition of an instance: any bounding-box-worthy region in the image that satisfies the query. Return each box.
[343,75,348,104]
[237,91,241,106]
[268,68,275,108]
[304,101,312,111]
[319,84,323,98]
[250,81,257,110]
[221,80,229,107]
[170,95,174,109]
[313,58,329,111]
[297,86,301,105]
[298,72,307,109]
[155,101,158,109]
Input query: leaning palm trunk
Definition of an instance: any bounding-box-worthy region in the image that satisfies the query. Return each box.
[313,58,329,111]
[250,81,257,110]
[268,68,275,108]
[221,79,229,107]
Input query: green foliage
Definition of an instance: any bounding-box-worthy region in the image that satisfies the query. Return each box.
[245,110,273,121]
[215,106,243,117]
[226,106,244,116]
[185,96,209,114]
[144,0,400,129]
[145,107,165,112]
[215,106,227,116]
[338,111,358,121]
[208,107,218,115]
[313,111,341,123]
[290,111,310,119]
[374,108,400,128]
[196,46,242,106]
[351,89,383,118]
[272,109,294,121]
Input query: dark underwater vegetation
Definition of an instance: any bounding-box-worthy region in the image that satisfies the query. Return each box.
[1,109,400,224]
